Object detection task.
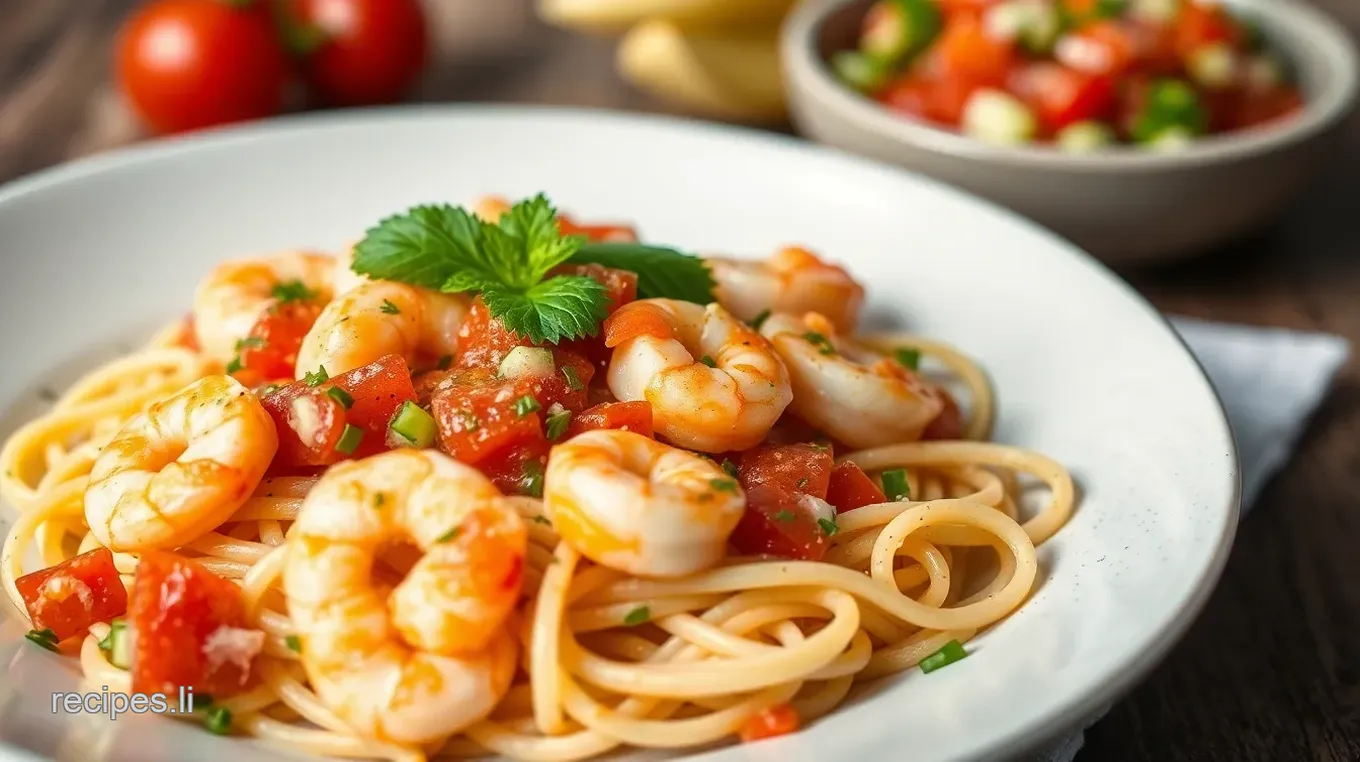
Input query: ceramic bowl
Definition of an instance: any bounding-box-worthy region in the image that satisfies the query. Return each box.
[782,0,1359,265]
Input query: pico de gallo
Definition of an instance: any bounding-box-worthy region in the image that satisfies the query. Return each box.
[831,0,1304,150]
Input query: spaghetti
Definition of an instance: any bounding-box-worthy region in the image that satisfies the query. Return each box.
[1,200,1074,762]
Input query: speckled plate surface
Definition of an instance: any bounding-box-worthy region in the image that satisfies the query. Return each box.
[0,107,1240,762]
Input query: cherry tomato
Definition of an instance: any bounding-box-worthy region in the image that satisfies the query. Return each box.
[115,0,291,134]
[288,0,428,106]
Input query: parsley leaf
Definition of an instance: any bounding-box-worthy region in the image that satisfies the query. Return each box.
[481,276,609,345]
[352,204,488,290]
[570,242,716,303]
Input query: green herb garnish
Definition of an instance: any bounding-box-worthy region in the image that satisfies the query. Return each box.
[546,409,572,440]
[25,628,58,652]
[721,459,740,480]
[773,510,795,523]
[882,468,910,501]
[561,365,584,391]
[894,348,921,370]
[326,386,354,409]
[751,309,772,331]
[436,526,462,543]
[622,606,651,626]
[804,332,836,355]
[271,280,316,304]
[709,478,738,493]
[285,635,302,653]
[818,518,840,536]
[303,367,329,386]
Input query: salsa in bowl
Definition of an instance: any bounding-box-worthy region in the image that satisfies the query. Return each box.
[830,0,1304,150]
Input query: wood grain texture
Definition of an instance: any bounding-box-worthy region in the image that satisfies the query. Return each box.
[0,1,1357,760]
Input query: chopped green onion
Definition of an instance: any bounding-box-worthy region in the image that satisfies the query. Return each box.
[326,386,354,409]
[334,424,364,455]
[303,367,329,386]
[514,395,542,417]
[561,366,584,392]
[25,628,58,652]
[546,409,572,440]
[436,526,462,543]
[1131,79,1207,143]
[894,348,921,370]
[804,332,836,355]
[773,510,795,523]
[750,309,772,331]
[521,460,545,498]
[861,0,941,65]
[389,401,436,448]
[285,635,301,653]
[436,354,454,370]
[205,706,233,735]
[709,478,738,493]
[882,468,910,501]
[699,355,717,368]
[919,640,968,673]
[234,337,266,351]
[224,356,243,374]
[818,518,840,536]
[622,606,651,626]
[831,50,889,92]
[721,459,740,480]
[101,620,131,668]
[380,299,401,315]
[271,280,316,304]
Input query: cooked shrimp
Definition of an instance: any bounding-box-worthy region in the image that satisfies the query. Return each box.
[295,280,470,378]
[708,246,866,332]
[331,243,368,295]
[544,430,745,577]
[283,449,525,744]
[192,251,334,363]
[84,375,277,552]
[760,312,944,448]
[605,299,792,452]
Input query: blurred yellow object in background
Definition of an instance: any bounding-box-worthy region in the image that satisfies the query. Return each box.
[540,0,794,33]
[539,0,794,122]
[618,20,785,122]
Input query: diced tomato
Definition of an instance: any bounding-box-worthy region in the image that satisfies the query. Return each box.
[935,14,1015,85]
[456,297,533,370]
[729,485,830,561]
[1012,62,1115,132]
[602,301,674,348]
[1236,87,1303,129]
[922,389,965,440]
[232,300,323,384]
[567,401,654,439]
[739,704,801,743]
[550,263,639,314]
[129,551,262,697]
[827,462,887,513]
[763,414,825,447]
[15,548,127,643]
[558,215,638,243]
[429,368,546,466]
[879,66,989,127]
[1056,22,1137,78]
[261,354,417,467]
[738,443,834,498]
[1173,2,1238,59]
[478,436,550,496]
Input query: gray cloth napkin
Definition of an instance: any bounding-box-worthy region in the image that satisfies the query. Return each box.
[1029,316,1350,762]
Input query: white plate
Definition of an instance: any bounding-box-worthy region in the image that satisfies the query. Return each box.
[0,107,1240,762]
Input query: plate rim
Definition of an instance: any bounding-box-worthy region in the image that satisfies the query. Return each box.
[0,104,1243,761]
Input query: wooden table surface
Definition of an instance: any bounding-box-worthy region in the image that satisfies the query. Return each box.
[2,1,1359,760]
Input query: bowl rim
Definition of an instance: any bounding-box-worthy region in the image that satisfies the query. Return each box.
[781,0,1360,173]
